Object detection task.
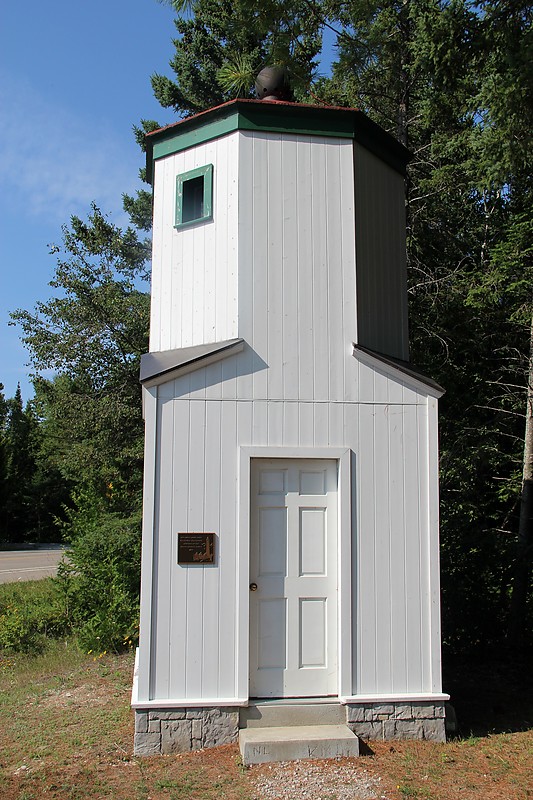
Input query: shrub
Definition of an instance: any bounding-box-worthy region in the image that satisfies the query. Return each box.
[56,509,141,653]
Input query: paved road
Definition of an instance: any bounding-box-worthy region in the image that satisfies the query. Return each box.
[0,547,67,584]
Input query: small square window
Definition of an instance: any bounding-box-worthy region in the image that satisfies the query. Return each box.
[175,164,213,228]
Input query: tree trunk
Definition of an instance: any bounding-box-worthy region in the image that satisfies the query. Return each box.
[508,311,533,650]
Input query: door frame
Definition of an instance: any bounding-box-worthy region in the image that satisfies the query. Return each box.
[237,447,353,702]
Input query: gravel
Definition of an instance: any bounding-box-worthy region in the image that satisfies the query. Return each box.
[249,760,393,800]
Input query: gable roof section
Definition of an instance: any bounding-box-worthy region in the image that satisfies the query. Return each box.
[352,344,444,398]
[140,338,244,388]
[145,99,412,183]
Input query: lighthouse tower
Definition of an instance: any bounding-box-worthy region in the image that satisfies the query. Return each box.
[132,93,447,757]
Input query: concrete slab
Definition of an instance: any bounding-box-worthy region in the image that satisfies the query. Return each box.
[240,701,346,728]
[239,724,360,765]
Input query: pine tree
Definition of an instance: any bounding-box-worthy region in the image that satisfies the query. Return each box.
[3,385,35,542]
[152,0,323,116]
[149,0,533,651]
[0,383,8,542]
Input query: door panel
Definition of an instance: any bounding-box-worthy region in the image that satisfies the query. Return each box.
[299,598,327,666]
[257,598,286,668]
[250,458,338,697]
[299,507,326,575]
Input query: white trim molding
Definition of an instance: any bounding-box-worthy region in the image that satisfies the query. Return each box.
[132,698,249,709]
[340,693,450,704]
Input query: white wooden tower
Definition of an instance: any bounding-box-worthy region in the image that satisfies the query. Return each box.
[132,98,448,756]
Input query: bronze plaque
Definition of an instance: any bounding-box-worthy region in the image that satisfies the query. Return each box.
[178,532,216,565]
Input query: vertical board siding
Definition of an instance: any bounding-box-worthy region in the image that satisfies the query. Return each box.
[417,402,433,693]
[354,144,409,361]
[147,387,436,702]
[373,406,392,694]
[281,137,299,400]
[236,132,356,405]
[141,130,441,706]
[150,134,239,353]
[150,398,175,699]
[167,395,190,697]
[356,404,377,689]
[389,406,408,692]
[311,140,330,403]
[403,405,424,690]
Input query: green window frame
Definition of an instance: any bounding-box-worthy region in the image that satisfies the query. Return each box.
[175,164,213,229]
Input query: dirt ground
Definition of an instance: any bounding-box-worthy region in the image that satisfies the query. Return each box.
[0,649,531,800]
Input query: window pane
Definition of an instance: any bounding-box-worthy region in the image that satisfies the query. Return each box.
[182,175,204,223]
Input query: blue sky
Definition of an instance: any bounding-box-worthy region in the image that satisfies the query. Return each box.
[1,3,337,404]
[0,0,178,402]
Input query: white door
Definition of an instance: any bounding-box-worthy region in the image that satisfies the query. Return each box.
[249,459,338,698]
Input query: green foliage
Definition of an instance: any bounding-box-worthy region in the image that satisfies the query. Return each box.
[7,0,531,658]
[56,498,142,653]
[151,0,323,116]
[0,384,70,544]
[0,579,70,654]
[127,0,533,655]
[2,386,35,541]
[11,205,150,508]
[303,0,532,652]
[0,386,6,535]
[216,52,257,97]
[122,188,153,232]
[122,119,163,232]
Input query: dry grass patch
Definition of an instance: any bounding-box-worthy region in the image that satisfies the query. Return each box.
[0,645,532,800]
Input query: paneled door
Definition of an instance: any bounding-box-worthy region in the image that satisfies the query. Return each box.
[249,459,338,697]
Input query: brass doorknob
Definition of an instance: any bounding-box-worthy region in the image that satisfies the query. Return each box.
[249,583,258,591]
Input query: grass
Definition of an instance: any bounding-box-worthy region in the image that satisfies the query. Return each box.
[0,578,71,654]
[0,582,532,799]
[0,644,531,800]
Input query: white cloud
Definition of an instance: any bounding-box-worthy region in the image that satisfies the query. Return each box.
[0,72,141,226]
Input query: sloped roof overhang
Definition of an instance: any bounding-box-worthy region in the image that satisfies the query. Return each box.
[146,98,412,183]
[352,344,444,398]
[140,338,244,388]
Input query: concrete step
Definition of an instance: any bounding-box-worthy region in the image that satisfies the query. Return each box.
[239,724,360,765]
[240,700,346,728]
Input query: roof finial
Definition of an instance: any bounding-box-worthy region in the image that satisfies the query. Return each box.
[255,66,293,102]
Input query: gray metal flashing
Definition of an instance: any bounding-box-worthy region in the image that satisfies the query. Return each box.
[352,344,445,397]
[140,338,244,387]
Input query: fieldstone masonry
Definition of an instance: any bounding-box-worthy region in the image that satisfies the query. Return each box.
[134,707,239,755]
[135,701,445,755]
[346,701,446,742]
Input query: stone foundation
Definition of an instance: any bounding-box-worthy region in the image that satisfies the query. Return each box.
[134,707,239,755]
[346,701,446,742]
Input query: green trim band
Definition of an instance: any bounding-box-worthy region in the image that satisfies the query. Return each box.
[151,112,355,164]
[146,100,411,182]
[154,117,238,161]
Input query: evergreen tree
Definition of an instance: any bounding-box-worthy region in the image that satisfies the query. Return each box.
[10,0,530,650]
[0,384,8,542]
[3,385,35,542]
[153,0,323,116]
[11,206,150,647]
[12,205,150,511]
[151,0,533,651]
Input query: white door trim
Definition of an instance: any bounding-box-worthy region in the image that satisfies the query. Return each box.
[237,447,353,703]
